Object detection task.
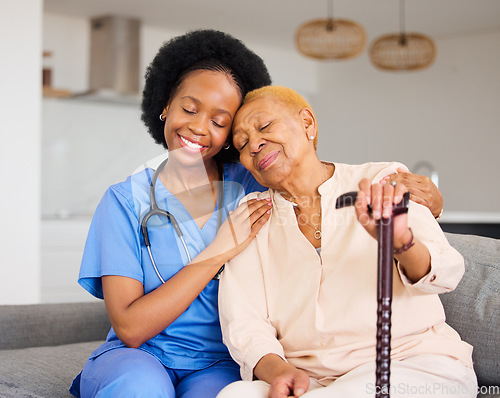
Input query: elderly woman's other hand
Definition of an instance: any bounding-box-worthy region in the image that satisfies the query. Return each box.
[269,368,310,398]
[381,168,443,219]
[253,354,310,398]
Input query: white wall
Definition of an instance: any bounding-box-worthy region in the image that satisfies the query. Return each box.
[312,29,500,212]
[0,0,42,304]
[42,13,89,93]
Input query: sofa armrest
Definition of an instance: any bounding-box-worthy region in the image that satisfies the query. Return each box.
[0,301,110,350]
[441,232,500,389]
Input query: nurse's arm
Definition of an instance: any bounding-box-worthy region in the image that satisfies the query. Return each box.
[102,198,271,349]
[102,254,227,349]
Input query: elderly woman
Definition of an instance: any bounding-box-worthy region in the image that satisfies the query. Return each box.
[217,86,477,398]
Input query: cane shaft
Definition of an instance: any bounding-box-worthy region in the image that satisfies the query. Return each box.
[335,191,409,398]
[376,217,393,398]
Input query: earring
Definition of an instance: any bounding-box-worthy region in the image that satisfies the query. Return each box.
[223,143,230,150]
[159,106,169,121]
[309,136,315,140]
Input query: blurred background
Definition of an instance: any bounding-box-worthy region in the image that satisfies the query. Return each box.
[1,0,499,304]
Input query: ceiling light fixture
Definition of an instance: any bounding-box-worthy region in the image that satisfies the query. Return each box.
[369,0,437,71]
[295,0,367,60]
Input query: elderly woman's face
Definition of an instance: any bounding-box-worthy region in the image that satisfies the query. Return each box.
[232,96,311,188]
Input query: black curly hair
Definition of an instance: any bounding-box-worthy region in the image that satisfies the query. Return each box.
[141,29,272,163]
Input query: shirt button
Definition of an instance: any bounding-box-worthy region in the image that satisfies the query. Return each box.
[430,275,436,282]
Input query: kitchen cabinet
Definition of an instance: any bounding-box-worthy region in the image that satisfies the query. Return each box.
[41,218,97,303]
[439,212,500,239]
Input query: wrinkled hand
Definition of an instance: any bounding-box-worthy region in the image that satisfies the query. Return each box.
[381,168,443,218]
[355,179,412,249]
[269,368,310,398]
[209,197,272,262]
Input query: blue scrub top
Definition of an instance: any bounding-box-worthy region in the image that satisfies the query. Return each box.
[78,162,265,370]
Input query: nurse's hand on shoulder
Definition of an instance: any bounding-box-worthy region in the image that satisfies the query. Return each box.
[381,167,443,219]
[208,197,272,263]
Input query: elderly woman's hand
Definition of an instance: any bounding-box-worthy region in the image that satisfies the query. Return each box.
[381,168,443,219]
[355,179,412,250]
[355,179,432,281]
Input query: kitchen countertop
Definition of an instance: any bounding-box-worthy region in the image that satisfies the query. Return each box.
[439,212,500,223]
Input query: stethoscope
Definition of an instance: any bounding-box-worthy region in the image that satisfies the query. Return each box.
[141,157,225,283]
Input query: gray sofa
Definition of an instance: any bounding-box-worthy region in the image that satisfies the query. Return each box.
[0,233,498,397]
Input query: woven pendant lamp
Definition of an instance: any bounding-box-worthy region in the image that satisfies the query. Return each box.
[295,0,367,60]
[369,0,436,71]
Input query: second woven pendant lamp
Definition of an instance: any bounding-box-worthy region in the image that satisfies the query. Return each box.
[295,0,367,60]
[369,0,437,71]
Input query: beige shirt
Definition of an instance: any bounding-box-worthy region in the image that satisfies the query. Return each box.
[219,162,473,385]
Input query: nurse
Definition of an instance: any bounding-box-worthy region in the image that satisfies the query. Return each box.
[69,30,272,398]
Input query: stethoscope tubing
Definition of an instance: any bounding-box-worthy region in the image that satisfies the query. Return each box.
[141,157,224,283]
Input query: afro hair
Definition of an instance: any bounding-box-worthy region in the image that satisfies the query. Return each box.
[141,29,272,163]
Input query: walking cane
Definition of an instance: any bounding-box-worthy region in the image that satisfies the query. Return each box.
[336,190,410,398]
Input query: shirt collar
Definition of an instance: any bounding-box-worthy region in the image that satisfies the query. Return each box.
[270,161,338,206]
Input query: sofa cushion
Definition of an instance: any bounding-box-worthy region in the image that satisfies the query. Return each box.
[0,340,102,398]
[0,302,110,350]
[442,232,500,388]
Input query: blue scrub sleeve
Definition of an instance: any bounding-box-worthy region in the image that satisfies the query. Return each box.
[78,186,144,299]
[226,163,266,195]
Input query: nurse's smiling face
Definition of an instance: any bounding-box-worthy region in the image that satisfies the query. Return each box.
[232,95,314,189]
[162,70,242,166]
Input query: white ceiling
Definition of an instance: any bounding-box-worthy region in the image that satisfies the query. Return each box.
[44,0,500,49]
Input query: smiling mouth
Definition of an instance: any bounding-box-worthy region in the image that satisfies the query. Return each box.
[258,151,279,170]
[178,135,206,151]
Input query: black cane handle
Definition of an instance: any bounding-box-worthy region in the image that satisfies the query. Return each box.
[335,191,410,214]
[336,191,409,398]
